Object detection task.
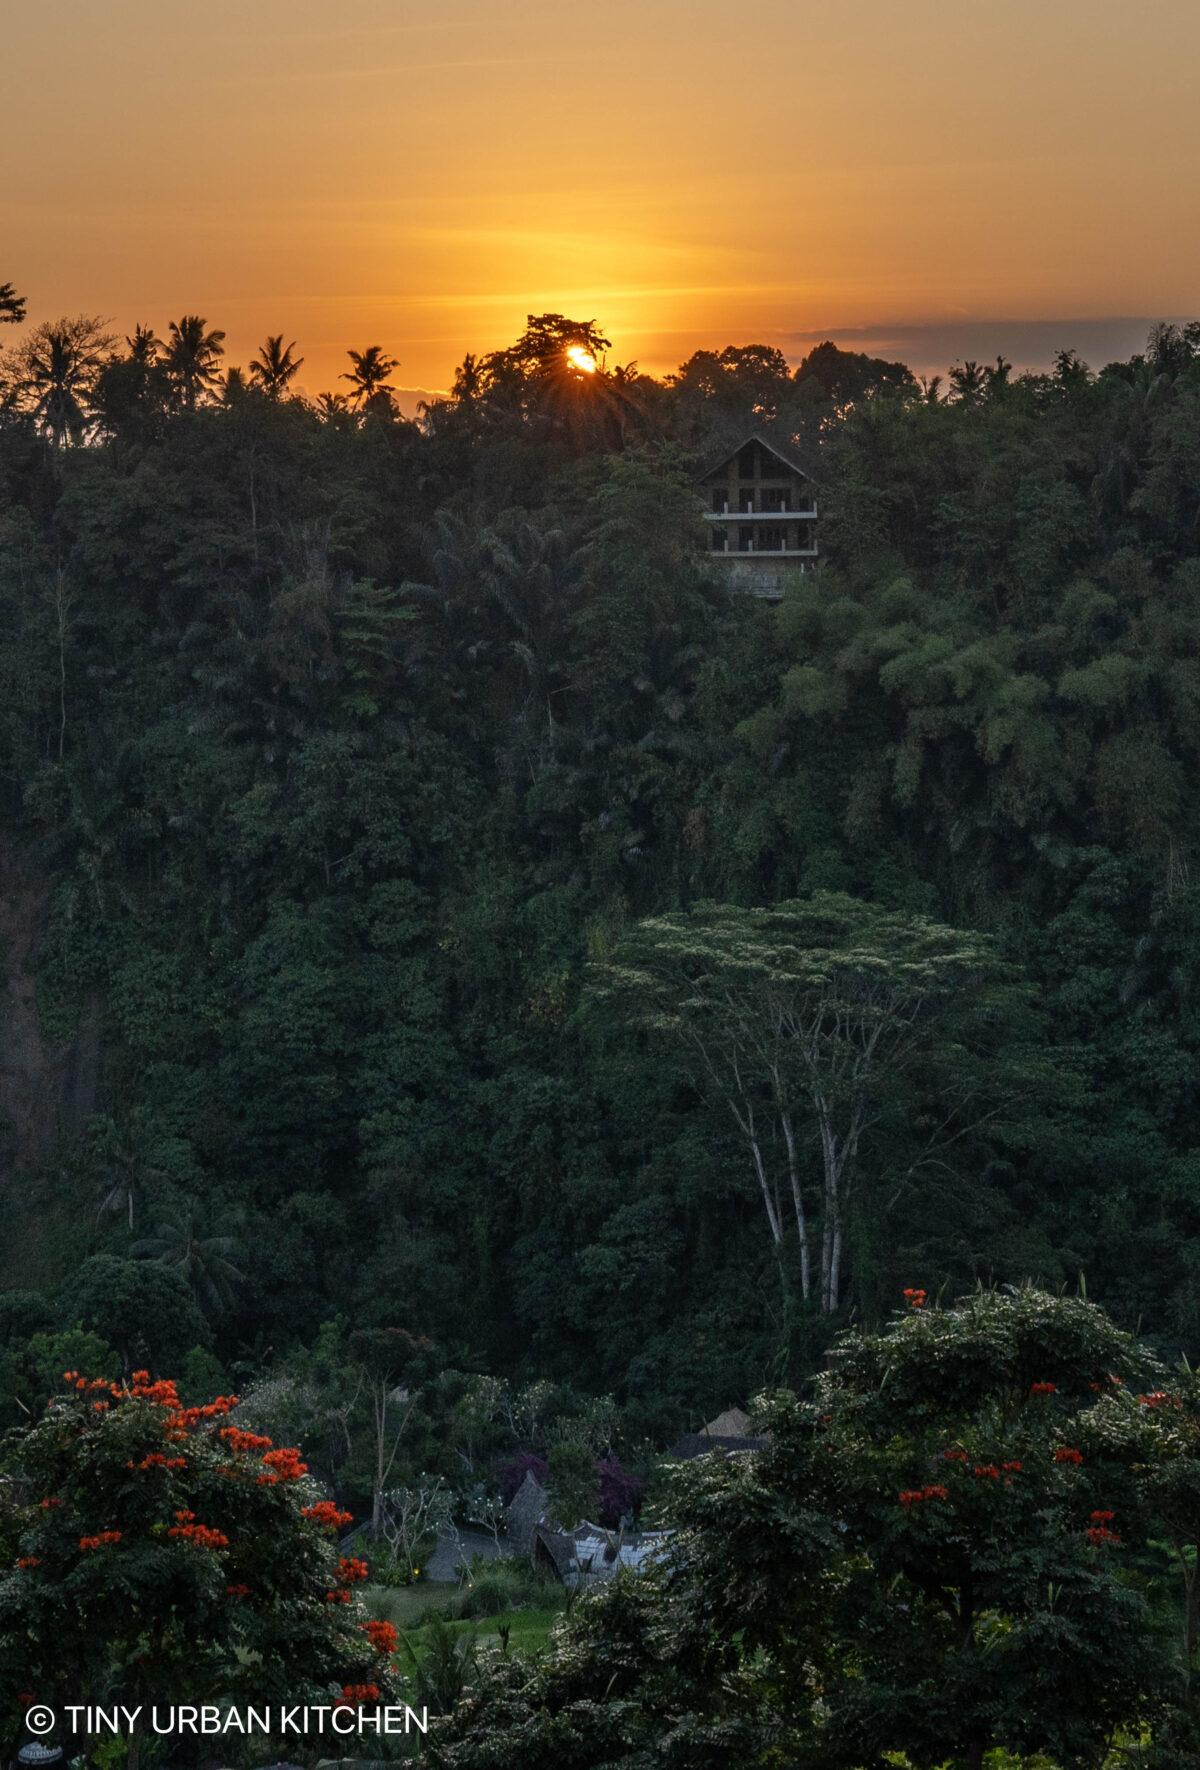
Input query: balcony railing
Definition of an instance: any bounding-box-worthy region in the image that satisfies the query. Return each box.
[710,541,819,556]
[705,507,816,520]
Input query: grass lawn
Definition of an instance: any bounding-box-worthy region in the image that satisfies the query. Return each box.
[363,1555,567,1639]
[370,1590,564,1660]
[363,1582,464,1627]
[464,1604,562,1656]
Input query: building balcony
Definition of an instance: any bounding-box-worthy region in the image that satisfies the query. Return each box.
[709,542,818,557]
[704,507,817,520]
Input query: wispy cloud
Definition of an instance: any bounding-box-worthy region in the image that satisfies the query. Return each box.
[223,55,574,85]
[780,317,1195,373]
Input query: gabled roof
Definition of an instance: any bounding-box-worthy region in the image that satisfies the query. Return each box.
[505,1470,547,1548]
[532,1520,672,1583]
[694,428,820,485]
[667,1432,769,1461]
[531,1523,578,1581]
[704,1407,753,1438]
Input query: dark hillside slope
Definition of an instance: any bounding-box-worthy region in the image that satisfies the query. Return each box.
[1,321,1200,1419]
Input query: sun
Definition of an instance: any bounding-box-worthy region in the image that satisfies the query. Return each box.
[566,345,598,374]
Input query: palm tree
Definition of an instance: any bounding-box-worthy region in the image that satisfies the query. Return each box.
[602,359,650,446]
[1093,358,1173,517]
[0,281,25,325]
[984,355,1013,395]
[341,345,398,412]
[313,391,350,421]
[131,1203,244,1317]
[164,314,226,409]
[947,360,988,402]
[249,334,304,398]
[483,522,582,698]
[15,315,115,445]
[125,324,161,363]
[399,508,502,689]
[90,327,171,441]
[89,1113,162,1230]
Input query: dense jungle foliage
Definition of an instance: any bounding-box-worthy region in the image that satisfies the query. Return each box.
[3,300,1200,1472]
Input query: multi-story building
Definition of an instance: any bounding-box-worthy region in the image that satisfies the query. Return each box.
[695,431,818,598]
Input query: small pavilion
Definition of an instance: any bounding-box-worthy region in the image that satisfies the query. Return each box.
[695,431,818,598]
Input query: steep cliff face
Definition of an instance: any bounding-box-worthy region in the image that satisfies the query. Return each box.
[0,838,101,1174]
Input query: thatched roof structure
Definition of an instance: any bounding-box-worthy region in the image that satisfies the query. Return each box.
[667,1404,769,1461]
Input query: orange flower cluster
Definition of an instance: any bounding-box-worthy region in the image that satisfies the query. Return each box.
[1085,1525,1121,1545]
[899,1484,948,1508]
[1091,1509,1115,1522]
[1136,1390,1176,1409]
[39,1497,60,1509]
[172,1397,240,1427]
[1002,1461,1023,1472]
[126,1373,192,1438]
[302,1501,354,1530]
[158,1395,240,1442]
[327,1554,369,1601]
[973,1464,1001,1480]
[130,1374,181,1405]
[1055,1447,1084,1465]
[225,1583,250,1597]
[219,1426,274,1453]
[16,1557,40,1568]
[363,1618,399,1655]
[79,1531,122,1550]
[63,1372,256,1477]
[943,1450,968,1462]
[170,1523,230,1548]
[1030,1382,1056,1396]
[129,1453,187,1472]
[257,1447,307,1485]
[126,1375,243,1435]
[903,1288,926,1307]
[336,1685,379,1709]
[168,1510,229,1549]
[63,1373,123,1399]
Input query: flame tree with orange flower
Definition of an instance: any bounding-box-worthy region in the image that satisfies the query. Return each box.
[774,1283,1172,1770]
[0,1372,400,1763]
[427,1285,1192,1770]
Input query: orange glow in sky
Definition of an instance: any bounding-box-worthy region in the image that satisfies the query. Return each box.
[566,347,598,375]
[2,0,1199,398]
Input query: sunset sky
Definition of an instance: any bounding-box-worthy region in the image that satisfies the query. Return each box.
[3,0,1199,400]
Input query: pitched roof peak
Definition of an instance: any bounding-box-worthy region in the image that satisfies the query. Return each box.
[695,429,819,483]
